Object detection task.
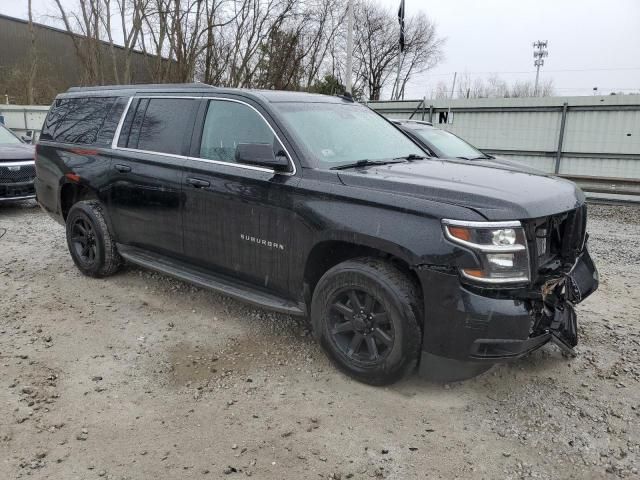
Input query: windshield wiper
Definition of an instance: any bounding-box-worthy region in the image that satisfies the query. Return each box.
[330,159,406,170]
[456,155,489,161]
[394,153,428,161]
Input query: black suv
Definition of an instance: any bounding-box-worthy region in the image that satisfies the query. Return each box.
[0,123,36,202]
[35,84,598,385]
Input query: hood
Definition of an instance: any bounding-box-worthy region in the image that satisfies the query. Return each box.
[337,158,584,220]
[0,143,35,162]
[470,155,548,175]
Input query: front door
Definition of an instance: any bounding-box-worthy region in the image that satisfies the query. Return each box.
[182,98,299,297]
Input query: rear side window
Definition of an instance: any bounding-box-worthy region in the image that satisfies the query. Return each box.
[41,97,116,144]
[119,98,195,156]
[200,100,278,163]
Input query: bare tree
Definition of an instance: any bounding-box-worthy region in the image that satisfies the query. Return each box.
[53,0,104,84]
[39,0,445,99]
[201,0,236,85]
[298,0,344,90]
[139,0,172,81]
[352,0,443,101]
[433,80,450,99]
[456,74,555,98]
[100,0,148,84]
[392,12,444,100]
[26,0,38,104]
[351,1,398,100]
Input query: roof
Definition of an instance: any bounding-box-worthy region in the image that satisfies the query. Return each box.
[63,83,353,104]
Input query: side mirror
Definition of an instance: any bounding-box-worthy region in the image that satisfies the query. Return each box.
[21,131,33,144]
[235,143,290,172]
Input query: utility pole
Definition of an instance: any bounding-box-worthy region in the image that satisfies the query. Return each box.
[395,54,405,100]
[449,72,457,99]
[345,0,354,95]
[446,72,457,125]
[394,0,406,100]
[533,40,548,96]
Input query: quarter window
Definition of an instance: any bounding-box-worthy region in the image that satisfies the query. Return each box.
[41,96,116,144]
[200,100,279,163]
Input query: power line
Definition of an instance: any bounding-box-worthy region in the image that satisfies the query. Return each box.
[553,87,640,91]
[401,75,640,90]
[423,67,640,77]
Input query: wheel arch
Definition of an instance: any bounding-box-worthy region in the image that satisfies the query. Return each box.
[302,236,424,319]
[60,181,99,221]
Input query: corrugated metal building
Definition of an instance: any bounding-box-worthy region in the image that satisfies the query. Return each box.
[369,95,640,182]
[0,13,156,103]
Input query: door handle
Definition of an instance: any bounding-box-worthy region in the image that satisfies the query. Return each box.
[114,164,131,173]
[186,177,210,188]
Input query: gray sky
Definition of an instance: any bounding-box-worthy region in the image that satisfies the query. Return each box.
[2,0,639,98]
[380,0,640,98]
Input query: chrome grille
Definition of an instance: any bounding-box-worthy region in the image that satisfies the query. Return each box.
[0,164,36,183]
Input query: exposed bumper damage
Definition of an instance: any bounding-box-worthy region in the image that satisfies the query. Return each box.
[415,246,599,381]
[541,247,599,354]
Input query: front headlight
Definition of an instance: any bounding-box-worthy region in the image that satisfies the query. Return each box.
[442,219,530,284]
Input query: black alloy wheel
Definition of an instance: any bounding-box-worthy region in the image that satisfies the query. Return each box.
[311,257,421,385]
[65,200,122,277]
[70,216,98,265]
[328,288,395,365]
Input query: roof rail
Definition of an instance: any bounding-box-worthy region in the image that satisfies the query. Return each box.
[336,91,355,103]
[392,118,433,126]
[66,83,217,93]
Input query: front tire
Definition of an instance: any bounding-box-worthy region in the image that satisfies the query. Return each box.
[65,200,121,278]
[311,258,422,385]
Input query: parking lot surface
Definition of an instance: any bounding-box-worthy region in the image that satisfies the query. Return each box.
[1,201,639,479]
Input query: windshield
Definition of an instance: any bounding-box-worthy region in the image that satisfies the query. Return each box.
[411,127,485,159]
[0,125,22,144]
[275,102,425,169]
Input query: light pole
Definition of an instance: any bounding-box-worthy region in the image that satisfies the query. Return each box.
[533,40,548,96]
[345,0,354,95]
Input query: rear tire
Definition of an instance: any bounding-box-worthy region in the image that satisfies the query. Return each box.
[311,257,421,385]
[65,200,121,278]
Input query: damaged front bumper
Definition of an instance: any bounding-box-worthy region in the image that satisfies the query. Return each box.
[416,246,599,380]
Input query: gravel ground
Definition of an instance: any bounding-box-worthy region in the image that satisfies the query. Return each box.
[1,201,639,480]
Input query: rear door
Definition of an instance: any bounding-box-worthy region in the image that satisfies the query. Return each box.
[108,96,198,257]
[181,97,299,296]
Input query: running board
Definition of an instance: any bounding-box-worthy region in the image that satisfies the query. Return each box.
[117,244,306,316]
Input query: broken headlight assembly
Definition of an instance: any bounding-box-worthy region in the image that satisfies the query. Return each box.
[442,219,530,285]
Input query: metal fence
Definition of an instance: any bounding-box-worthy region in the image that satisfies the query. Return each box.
[0,104,49,141]
[369,95,640,196]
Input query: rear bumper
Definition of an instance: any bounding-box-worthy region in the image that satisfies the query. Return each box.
[35,177,65,225]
